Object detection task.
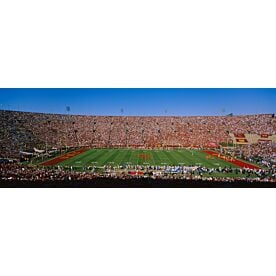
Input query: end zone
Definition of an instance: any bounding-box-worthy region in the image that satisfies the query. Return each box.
[41,148,88,166]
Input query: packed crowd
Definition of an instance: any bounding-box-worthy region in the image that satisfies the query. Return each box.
[0,162,275,183]
[1,110,275,159]
[241,141,275,159]
[239,141,276,168]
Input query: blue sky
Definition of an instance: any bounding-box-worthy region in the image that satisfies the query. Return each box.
[0,88,275,116]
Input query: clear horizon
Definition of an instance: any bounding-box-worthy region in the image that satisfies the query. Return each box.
[0,88,275,116]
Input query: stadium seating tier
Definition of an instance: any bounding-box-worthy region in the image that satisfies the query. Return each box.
[0,110,275,159]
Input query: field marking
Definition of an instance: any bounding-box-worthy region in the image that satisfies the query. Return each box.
[203,150,261,170]
[40,148,88,166]
[41,148,261,170]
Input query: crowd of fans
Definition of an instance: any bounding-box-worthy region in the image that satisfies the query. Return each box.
[1,110,275,159]
[241,141,275,159]
[0,162,275,182]
[239,141,276,169]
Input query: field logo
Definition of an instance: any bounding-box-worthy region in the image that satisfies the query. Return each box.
[138,153,152,160]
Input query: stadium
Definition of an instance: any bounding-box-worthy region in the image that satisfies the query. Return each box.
[0,109,275,186]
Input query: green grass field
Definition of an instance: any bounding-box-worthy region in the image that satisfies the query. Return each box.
[57,148,239,169]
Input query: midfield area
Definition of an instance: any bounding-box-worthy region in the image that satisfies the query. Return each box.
[48,148,251,169]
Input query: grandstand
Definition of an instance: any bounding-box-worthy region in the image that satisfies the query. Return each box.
[0,110,275,157]
[0,110,275,183]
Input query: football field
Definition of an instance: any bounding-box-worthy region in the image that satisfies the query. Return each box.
[55,148,240,169]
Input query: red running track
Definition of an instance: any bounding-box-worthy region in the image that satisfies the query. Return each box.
[41,148,88,166]
[203,150,261,170]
